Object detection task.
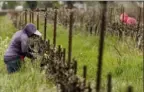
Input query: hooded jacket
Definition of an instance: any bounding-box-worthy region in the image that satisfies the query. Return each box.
[4,23,37,62]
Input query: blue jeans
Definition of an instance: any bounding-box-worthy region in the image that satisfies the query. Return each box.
[5,58,21,74]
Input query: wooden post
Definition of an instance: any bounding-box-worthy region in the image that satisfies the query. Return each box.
[44,7,47,41]
[53,9,57,47]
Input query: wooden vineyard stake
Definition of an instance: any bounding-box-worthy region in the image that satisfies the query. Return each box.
[96,1,107,92]
[68,10,74,68]
[44,7,47,41]
[53,9,57,48]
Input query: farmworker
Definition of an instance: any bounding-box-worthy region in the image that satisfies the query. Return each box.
[126,17,137,25]
[9,6,23,28]
[15,6,23,12]
[120,13,137,26]
[120,13,129,23]
[4,23,42,74]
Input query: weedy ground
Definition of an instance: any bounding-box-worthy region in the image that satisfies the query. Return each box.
[0,16,143,92]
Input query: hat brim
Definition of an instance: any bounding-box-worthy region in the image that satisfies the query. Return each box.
[34,30,42,36]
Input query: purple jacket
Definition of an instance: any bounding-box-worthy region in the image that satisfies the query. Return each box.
[4,23,37,62]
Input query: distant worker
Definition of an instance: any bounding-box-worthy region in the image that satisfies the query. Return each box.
[15,6,23,12]
[4,23,42,74]
[120,13,137,26]
[120,13,129,23]
[8,6,23,28]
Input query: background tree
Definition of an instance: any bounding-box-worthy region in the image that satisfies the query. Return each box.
[26,1,37,10]
[38,1,61,9]
[2,1,18,9]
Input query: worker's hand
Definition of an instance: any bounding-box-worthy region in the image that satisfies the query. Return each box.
[25,52,37,60]
[28,47,35,53]
[31,53,37,60]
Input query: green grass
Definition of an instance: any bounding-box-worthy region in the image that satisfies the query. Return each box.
[0,16,143,92]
